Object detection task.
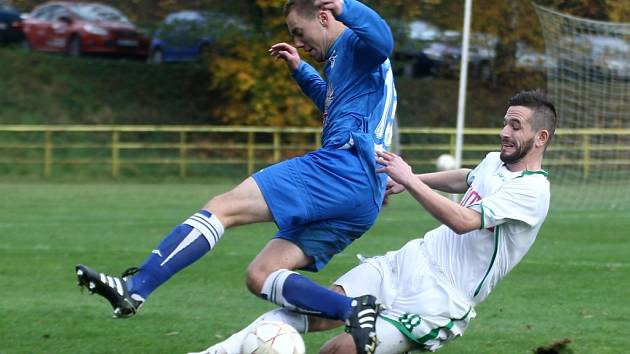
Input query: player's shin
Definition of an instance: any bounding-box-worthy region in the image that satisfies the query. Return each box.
[128,210,225,299]
[261,269,353,320]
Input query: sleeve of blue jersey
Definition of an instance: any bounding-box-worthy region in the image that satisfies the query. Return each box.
[336,0,394,62]
[292,61,327,112]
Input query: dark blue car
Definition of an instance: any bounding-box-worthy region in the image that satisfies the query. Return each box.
[149,10,250,64]
[0,0,23,44]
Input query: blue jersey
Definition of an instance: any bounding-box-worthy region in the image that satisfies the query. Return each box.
[291,0,397,205]
[252,1,397,270]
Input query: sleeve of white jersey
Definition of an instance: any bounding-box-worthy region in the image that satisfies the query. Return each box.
[468,177,546,229]
[466,153,492,186]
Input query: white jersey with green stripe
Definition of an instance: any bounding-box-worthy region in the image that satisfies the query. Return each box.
[423,152,550,305]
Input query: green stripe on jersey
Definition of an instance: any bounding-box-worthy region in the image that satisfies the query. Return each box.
[474,225,500,297]
[381,308,473,347]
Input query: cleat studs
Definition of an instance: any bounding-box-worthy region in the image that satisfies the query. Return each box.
[76,269,83,276]
[88,282,96,290]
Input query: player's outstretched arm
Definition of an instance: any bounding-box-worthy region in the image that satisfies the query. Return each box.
[384,169,470,198]
[419,169,471,193]
[377,151,481,234]
[271,42,327,111]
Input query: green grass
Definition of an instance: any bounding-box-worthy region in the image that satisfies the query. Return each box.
[0,182,628,353]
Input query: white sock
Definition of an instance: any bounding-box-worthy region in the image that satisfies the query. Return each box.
[183,212,225,249]
[260,269,299,310]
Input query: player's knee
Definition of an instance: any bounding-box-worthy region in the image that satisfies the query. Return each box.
[203,193,229,216]
[245,263,267,295]
[329,284,346,296]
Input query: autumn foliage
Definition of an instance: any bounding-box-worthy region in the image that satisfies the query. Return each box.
[10,0,630,126]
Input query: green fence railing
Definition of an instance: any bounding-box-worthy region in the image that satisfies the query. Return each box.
[1,125,629,178]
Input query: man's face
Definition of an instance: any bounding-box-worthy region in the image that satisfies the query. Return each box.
[500,106,536,164]
[286,10,327,62]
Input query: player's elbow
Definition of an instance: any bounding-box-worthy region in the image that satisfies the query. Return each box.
[378,38,394,59]
[451,224,475,235]
[448,216,480,235]
[448,208,482,235]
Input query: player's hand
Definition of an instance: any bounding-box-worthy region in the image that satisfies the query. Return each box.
[385,176,405,197]
[314,0,344,17]
[269,43,301,71]
[376,151,415,187]
[382,177,405,206]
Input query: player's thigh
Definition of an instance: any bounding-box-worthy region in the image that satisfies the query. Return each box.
[373,318,417,354]
[203,176,272,228]
[334,259,386,300]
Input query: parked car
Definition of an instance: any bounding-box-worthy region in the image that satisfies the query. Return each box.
[149,10,214,64]
[0,0,23,44]
[552,34,630,81]
[582,35,630,80]
[21,1,149,58]
[422,31,497,81]
[150,10,250,64]
[515,42,556,72]
[390,19,441,78]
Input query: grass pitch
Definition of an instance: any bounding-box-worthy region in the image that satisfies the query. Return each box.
[0,181,628,353]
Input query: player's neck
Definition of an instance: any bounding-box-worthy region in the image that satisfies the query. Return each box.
[506,155,543,173]
[325,23,346,54]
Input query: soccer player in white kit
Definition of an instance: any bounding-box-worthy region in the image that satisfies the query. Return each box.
[190,90,557,354]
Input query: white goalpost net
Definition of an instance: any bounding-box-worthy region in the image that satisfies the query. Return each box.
[533,3,630,210]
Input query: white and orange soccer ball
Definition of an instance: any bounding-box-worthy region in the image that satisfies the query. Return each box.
[241,321,305,354]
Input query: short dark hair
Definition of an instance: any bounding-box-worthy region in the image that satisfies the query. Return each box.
[284,0,318,18]
[508,89,558,146]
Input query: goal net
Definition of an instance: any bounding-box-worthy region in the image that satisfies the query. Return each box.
[533,4,630,210]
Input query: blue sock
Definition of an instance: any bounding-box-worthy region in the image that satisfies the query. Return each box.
[263,270,353,320]
[128,210,224,299]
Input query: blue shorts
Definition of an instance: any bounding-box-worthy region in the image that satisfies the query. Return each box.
[252,148,381,271]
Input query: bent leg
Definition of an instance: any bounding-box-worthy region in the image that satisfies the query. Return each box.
[129,177,272,299]
[247,239,354,320]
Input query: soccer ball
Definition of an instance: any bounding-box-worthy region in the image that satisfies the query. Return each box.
[436,153,456,171]
[241,321,305,354]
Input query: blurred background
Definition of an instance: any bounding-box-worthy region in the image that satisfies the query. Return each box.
[1,0,627,126]
[1,0,629,181]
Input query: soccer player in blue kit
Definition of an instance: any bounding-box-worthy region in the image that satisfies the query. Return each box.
[76,1,395,352]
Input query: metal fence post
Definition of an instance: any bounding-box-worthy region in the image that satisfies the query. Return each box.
[112,130,120,178]
[44,130,52,177]
[247,131,254,175]
[273,131,281,162]
[179,131,187,178]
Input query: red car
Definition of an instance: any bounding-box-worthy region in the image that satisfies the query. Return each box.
[22,1,149,58]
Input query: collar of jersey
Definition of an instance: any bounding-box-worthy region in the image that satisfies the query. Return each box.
[519,170,549,178]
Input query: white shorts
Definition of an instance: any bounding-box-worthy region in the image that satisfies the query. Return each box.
[335,239,476,353]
